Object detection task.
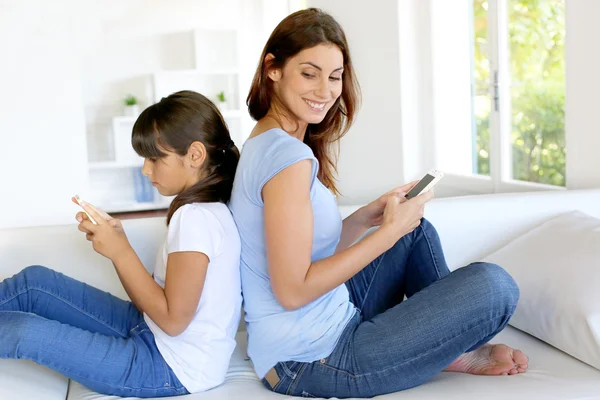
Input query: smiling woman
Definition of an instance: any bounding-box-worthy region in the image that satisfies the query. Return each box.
[228,7,527,399]
[246,8,360,194]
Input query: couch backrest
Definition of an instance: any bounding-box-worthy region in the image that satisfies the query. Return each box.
[0,217,167,300]
[421,189,600,270]
[2,189,599,324]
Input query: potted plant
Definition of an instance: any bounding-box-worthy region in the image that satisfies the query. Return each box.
[123,94,140,116]
[216,91,227,110]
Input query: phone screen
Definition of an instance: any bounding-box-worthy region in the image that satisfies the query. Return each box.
[405,174,435,199]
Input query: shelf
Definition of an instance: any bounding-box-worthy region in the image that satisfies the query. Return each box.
[89,161,143,170]
[99,198,173,214]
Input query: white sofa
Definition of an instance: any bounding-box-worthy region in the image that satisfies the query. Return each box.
[2,189,600,400]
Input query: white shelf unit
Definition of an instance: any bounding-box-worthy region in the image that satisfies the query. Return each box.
[100,197,175,214]
[85,28,244,214]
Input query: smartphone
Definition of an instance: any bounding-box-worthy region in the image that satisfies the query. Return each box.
[405,170,444,200]
[73,194,98,225]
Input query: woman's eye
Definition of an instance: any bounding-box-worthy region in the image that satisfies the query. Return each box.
[330,76,342,81]
[302,72,315,79]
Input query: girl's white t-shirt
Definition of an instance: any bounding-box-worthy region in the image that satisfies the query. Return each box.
[143,202,242,393]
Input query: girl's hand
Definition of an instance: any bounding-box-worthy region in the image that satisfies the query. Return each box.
[358,181,419,228]
[75,200,132,262]
[379,190,434,247]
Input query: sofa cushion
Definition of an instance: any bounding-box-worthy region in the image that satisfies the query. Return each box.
[0,359,68,400]
[65,326,600,399]
[484,211,600,371]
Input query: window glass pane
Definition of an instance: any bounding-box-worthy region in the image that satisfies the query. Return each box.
[509,0,565,186]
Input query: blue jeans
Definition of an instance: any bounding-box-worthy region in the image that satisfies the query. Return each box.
[264,218,520,398]
[0,265,188,397]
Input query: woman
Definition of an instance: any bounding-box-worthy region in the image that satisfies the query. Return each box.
[229,8,528,398]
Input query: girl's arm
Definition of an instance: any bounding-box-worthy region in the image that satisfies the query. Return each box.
[112,250,207,337]
[77,204,207,337]
[263,160,430,311]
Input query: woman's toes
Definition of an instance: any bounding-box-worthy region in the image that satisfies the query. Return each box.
[512,349,528,365]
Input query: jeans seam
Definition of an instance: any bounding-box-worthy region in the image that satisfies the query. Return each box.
[0,287,127,338]
[13,352,180,393]
[286,362,307,395]
[314,362,357,378]
[358,254,385,311]
[420,222,442,279]
[354,311,512,378]
[281,361,298,378]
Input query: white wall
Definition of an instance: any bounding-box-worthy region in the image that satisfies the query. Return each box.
[565,0,600,190]
[0,0,281,229]
[309,0,408,205]
[0,0,89,229]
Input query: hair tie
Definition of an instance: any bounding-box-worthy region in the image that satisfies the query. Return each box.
[222,139,235,154]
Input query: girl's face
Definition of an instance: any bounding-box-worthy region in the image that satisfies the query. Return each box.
[141,144,204,196]
[270,44,344,127]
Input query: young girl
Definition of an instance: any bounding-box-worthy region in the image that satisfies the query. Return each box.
[0,91,241,397]
[229,9,528,398]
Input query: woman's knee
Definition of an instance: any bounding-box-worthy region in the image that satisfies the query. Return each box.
[462,262,520,311]
[418,217,436,234]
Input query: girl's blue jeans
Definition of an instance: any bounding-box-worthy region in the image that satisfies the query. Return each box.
[0,265,188,397]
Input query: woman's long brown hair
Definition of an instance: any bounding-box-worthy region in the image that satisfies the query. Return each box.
[247,8,361,195]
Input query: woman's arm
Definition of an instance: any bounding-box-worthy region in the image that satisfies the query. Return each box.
[336,209,371,252]
[335,180,420,253]
[263,160,429,311]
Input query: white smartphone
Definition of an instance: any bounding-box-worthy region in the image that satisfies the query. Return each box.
[73,194,98,225]
[405,170,444,200]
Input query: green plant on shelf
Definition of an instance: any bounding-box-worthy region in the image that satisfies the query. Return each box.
[123,94,138,106]
[216,91,226,103]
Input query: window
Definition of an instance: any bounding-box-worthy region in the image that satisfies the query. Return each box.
[473,0,566,187]
[430,0,565,193]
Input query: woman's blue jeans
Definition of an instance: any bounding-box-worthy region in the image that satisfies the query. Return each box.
[264,218,520,398]
[0,265,188,397]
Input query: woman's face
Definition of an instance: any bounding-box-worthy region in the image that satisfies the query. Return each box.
[270,44,344,126]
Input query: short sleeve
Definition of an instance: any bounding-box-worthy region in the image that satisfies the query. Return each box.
[252,130,319,205]
[166,204,224,261]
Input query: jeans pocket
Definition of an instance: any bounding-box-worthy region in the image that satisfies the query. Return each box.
[314,356,356,378]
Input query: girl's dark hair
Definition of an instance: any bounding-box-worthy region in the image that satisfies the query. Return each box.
[247,8,361,195]
[132,90,239,224]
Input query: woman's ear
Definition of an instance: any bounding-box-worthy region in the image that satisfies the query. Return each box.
[187,141,207,169]
[265,53,281,82]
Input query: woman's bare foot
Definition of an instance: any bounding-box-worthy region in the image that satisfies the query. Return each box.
[445,344,529,376]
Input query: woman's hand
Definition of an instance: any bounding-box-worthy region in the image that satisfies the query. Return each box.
[379,189,435,247]
[73,199,132,262]
[358,181,419,228]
